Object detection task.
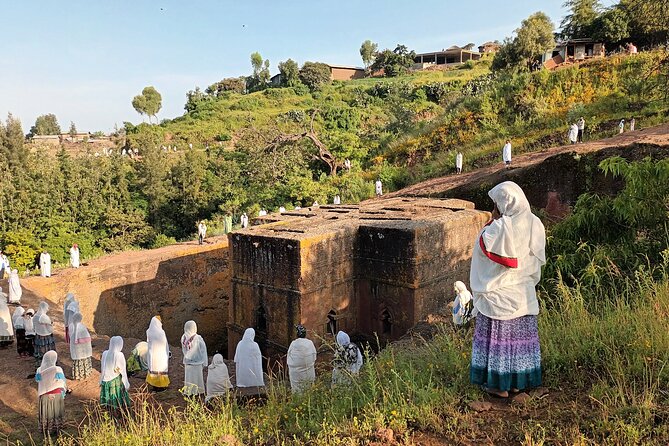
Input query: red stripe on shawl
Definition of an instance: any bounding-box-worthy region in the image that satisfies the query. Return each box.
[479,234,518,268]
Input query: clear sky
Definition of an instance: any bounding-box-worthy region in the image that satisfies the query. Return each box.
[1,1,586,133]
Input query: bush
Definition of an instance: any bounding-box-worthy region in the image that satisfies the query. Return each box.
[298,62,332,91]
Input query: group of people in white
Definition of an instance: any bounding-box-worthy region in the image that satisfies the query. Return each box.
[35,244,82,279]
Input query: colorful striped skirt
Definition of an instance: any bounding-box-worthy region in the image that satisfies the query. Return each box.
[100,374,131,409]
[470,313,542,392]
[38,392,65,435]
[34,334,56,361]
[72,357,93,380]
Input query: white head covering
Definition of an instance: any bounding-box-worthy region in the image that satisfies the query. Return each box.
[234,328,264,387]
[0,295,13,338]
[470,181,546,320]
[7,269,21,303]
[12,306,25,329]
[63,293,75,325]
[34,301,52,336]
[287,332,317,393]
[134,341,149,369]
[452,281,476,325]
[146,317,169,373]
[36,350,66,396]
[336,331,363,373]
[181,320,208,366]
[206,354,232,402]
[100,336,129,389]
[69,313,93,360]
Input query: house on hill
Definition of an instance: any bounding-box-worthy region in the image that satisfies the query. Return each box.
[412,45,481,69]
[478,41,501,53]
[542,38,605,69]
[327,64,366,81]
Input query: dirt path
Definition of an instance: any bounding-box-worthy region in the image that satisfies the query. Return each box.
[388,123,669,198]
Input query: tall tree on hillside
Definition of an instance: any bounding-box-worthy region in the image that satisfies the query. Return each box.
[370,44,416,77]
[69,121,77,139]
[0,114,27,169]
[249,52,270,91]
[278,59,300,87]
[298,62,332,91]
[620,0,669,46]
[359,40,378,70]
[29,114,61,137]
[132,86,162,123]
[591,7,630,45]
[515,12,556,68]
[560,0,602,40]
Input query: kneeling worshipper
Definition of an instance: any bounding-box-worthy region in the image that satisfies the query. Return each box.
[63,293,76,344]
[35,351,67,436]
[69,313,93,380]
[452,281,477,326]
[234,328,264,388]
[181,320,208,396]
[469,181,546,398]
[332,331,363,385]
[146,316,170,391]
[13,306,29,357]
[34,302,55,362]
[24,308,36,357]
[0,294,14,347]
[8,269,22,304]
[100,336,131,411]
[127,341,149,376]
[205,354,233,405]
[286,324,317,393]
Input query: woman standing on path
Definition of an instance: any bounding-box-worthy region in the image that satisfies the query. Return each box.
[180,320,208,397]
[35,350,67,436]
[99,336,131,413]
[146,316,170,391]
[68,312,93,380]
[33,302,55,362]
[469,181,546,398]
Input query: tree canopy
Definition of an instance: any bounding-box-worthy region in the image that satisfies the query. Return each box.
[278,59,300,87]
[132,86,162,123]
[370,44,416,77]
[30,114,61,137]
[560,0,602,40]
[298,62,331,90]
[359,40,378,69]
[493,12,555,71]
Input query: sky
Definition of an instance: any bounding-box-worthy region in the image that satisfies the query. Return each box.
[0,0,595,133]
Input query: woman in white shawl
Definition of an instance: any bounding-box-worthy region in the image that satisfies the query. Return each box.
[99,336,131,411]
[35,350,67,435]
[24,308,36,357]
[568,123,578,144]
[39,251,51,277]
[332,331,363,385]
[13,306,30,357]
[205,354,232,405]
[34,302,56,362]
[452,281,477,326]
[181,320,208,396]
[287,324,317,393]
[234,328,264,388]
[69,313,93,380]
[127,341,149,376]
[8,269,22,304]
[0,294,14,347]
[63,294,77,344]
[146,316,170,390]
[469,181,546,398]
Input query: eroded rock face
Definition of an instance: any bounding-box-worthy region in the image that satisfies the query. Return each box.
[228,197,488,359]
[21,238,231,354]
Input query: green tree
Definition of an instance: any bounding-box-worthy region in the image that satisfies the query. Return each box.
[29,114,61,137]
[298,62,332,90]
[69,121,77,138]
[359,40,378,69]
[591,7,630,44]
[0,113,27,169]
[249,52,270,91]
[206,77,246,96]
[491,38,523,71]
[496,12,556,71]
[370,44,416,77]
[132,86,162,123]
[278,59,300,87]
[560,0,602,40]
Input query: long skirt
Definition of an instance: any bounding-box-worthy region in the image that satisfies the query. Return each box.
[100,374,131,409]
[34,334,56,361]
[72,357,93,380]
[38,392,65,435]
[146,371,170,390]
[470,313,542,392]
[16,328,30,356]
[127,352,147,375]
[25,335,35,358]
[182,364,205,396]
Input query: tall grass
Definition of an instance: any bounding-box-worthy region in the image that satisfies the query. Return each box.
[45,270,669,445]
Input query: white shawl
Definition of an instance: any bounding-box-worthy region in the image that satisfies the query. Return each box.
[234,328,264,387]
[470,181,546,320]
[8,270,21,303]
[36,351,66,396]
[34,301,53,336]
[24,309,35,335]
[133,341,149,369]
[63,293,75,327]
[100,336,129,389]
[0,296,13,337]
[287,337,317,392]
[205,354,232,402]
[146,317,169,374]
[336,331,363,373]
[12,306,25,329]
[452,281,477,325]
[69,312,92,360]
[181,321,208,367]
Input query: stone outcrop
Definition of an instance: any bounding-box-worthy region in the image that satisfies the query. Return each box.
[227,197,488,359]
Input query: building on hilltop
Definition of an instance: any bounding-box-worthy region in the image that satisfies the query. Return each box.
[412,45,482,69]
[542,38,605,69]
[327,64,366,81]
[478,41,501,54]
[227,197,488,360]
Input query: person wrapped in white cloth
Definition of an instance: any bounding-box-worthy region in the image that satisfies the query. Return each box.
[452,281,477,326]
[146,316,170,390]
[332,331,363,385]
[181,320,208,396]
[205,354,233,404]
[234,328,264,388]
[286,324,317,393]
[8,269,22,304]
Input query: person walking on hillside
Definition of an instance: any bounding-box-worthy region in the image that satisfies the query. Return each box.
[287,325,317,393]
[39,251,51,278]
[577,117,585,143]
[69,244,80,268]
[375,179,383,197]
[502,140,512,168]
[240,212,249,229]
[456,152,463,174]
[181,320,208,397]
[146,316,170,391]
[630,117,636,131]
[8,268,22,304]
[197,221,207,245]
[469,181,546,398]
[619,119,625,134]
[568,123,578,145]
